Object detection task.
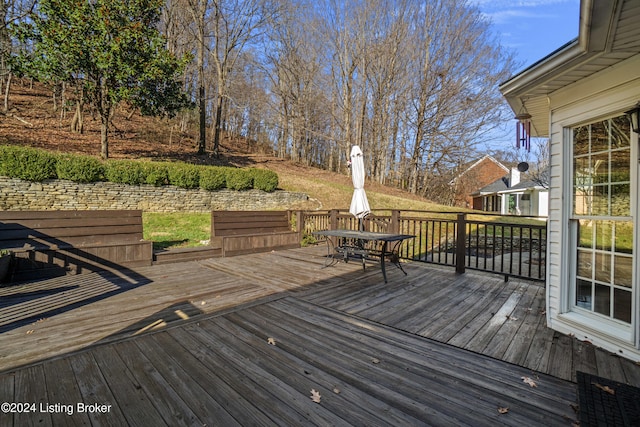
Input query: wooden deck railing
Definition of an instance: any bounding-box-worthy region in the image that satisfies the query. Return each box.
[302,209,547,282]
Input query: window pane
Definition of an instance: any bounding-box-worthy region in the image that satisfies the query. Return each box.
[573,125,590,155]
[577,249,592,278]
[592,152,609,184]
[578,220,593,248]
[594,252,611,283]
[576,279,592,309]
[594,284,611,316]
[592,185,609,215]
[574,192,587,215]
[591,121,609,152]
[615,221,633,254]
[613,289,632,323]
[611,149,631,182]
[595,221,612,251]
[611,116,631,148]
[614,255,633,288]
[611,184,630,216]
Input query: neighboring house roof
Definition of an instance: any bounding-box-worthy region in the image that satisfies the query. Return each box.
[499,0,640,137]
[473,176,509,195]
[448,155,509,185]
[499,179,548,194]
[473,177,548,196]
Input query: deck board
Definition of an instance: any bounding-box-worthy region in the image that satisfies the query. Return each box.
[1,245,639,425]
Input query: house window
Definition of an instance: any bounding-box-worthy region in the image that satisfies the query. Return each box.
[572,115,633,324]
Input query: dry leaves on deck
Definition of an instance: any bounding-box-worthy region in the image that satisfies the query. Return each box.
[267,337,276,346]
[521,376,537,387]
[310,389,321,403]
[498,407,509,414]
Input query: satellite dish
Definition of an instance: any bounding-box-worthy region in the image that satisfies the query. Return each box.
[517,162,529,172]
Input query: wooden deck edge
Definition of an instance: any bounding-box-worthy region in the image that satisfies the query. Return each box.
[153,246,223,264]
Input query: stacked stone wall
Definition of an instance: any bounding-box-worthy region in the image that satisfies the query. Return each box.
[0,177,308,212]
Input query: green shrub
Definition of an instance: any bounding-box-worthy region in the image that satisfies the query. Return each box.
[0,145,57,181]
[250,168,278,192]
[167,163,200,188]
[225,168,253,190]
[104,160,144,185]
[0,145,280,193]
[55,154,104,183]
[199,166,226,190]
[141,162,169,186]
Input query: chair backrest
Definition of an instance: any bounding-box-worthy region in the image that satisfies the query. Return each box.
[0,210,144,249]
[211,211,291,237]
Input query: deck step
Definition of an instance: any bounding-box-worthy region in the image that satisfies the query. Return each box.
[153,246,222,264]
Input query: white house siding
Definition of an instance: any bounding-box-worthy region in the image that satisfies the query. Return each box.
[546,53,640,360]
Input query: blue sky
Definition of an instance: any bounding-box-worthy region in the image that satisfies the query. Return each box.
[474,0,581,72]
[471,0,581,155]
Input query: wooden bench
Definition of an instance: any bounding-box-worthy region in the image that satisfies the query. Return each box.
[211,211,300,257]
[0,210,153,282]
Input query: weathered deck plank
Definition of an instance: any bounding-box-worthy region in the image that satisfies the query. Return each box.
[0,245,639,426]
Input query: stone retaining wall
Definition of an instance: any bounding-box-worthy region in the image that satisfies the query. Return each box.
[0,177,309,212]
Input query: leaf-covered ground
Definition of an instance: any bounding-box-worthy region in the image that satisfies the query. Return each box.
[1,82,438,211]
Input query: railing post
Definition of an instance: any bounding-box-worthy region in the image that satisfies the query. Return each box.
[293,210,303,241]
[330,209,338,230]
[456,213,466,274]
[390,210,400,234]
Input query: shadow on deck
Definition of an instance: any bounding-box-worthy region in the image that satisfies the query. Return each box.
[0,245,638,425]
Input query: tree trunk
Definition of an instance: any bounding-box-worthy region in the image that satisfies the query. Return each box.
[198,85,206,154]
[99,81,110,159]
[70,100,84,133]
[212,93,223,158]
[2,72,10,112]
[100,117,109,159]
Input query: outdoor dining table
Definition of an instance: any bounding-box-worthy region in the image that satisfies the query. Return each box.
[312,229,415,283]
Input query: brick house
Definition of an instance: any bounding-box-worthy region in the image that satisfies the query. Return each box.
[449,155,509,208]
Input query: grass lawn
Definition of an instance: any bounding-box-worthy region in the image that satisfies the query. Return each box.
[143,212,211,250]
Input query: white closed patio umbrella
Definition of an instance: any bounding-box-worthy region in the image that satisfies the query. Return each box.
[349,145,370,230]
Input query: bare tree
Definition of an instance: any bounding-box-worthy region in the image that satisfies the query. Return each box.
[208,0,279,157]
[402,0,515,195]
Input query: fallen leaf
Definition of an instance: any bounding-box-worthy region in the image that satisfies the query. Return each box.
[26,330,34,334]
[333,387,341,394]
[267,337,276,346]
[593,382,615,395]
[498,407,509,414]
[371,358,380,364]
[521,376,537,387]
[310,389,321,403]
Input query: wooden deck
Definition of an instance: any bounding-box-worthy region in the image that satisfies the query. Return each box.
[0,245,639,425]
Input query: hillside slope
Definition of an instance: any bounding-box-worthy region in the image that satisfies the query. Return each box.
[1,82,444,211]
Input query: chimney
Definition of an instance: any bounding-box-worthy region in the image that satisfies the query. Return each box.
[509,168,520,188]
